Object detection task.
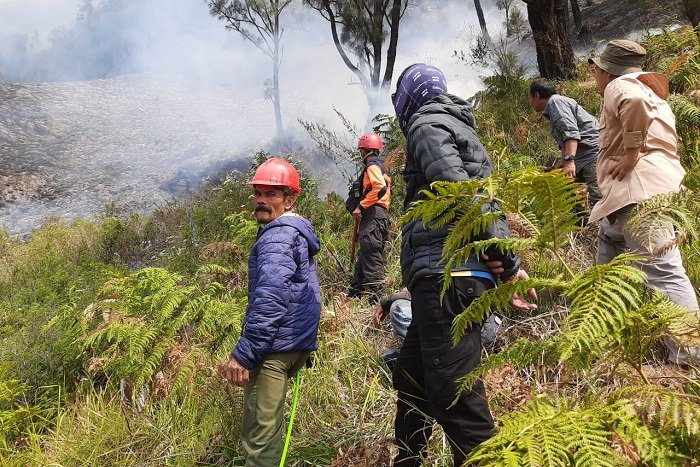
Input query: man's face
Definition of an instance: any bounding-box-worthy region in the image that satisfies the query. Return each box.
[594,66,612,93]
[528,92,544,112]
[252,185,295,224]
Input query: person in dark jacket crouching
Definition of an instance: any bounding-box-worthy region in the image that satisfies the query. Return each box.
[220,158,321,467]
[391,63,537,466]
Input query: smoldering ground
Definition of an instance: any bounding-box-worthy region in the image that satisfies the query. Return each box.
[0,0,510,235]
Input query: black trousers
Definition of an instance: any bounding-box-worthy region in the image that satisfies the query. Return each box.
[392,276,495,467]
[349,206,389,301]
[573,161,602,226]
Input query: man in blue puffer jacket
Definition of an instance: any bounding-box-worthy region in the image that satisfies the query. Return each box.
[220,158,321,467]
[391,64,537,466]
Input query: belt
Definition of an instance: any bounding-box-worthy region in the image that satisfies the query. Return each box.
[451,269,497,285]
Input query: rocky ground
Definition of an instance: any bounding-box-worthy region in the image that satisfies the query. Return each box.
[579,0,688,44]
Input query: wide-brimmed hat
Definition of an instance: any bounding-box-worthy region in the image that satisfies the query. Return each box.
[588,40,646,76]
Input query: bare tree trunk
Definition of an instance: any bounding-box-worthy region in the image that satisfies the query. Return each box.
[503,1,512,35]
[272,30,284,141]
[320,0,370,89]
[682,0,700,27]
[474,0,489,35]
[523,0,576,79]
[570,0,582,33]
[370,0,383,88]
[381,0,402,90]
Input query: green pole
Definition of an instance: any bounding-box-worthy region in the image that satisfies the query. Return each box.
[279,371,302,467]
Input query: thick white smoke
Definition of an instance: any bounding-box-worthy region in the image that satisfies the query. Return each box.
[0,0,513,234]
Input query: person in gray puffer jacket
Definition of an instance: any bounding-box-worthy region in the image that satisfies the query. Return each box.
[391,63,537,467]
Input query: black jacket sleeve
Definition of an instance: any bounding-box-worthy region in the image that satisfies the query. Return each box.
[480,201,522,281]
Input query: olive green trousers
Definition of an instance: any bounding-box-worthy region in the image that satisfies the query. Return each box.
[242,351,311,467]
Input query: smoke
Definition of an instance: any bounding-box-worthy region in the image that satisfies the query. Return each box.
[0,0,512,107]
[0,0,512,234]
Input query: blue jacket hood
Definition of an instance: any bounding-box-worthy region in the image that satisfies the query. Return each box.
[259,213,321,257]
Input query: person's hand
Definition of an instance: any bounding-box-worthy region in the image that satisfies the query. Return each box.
[505,268,538,312]
[608,152,639,180]
[561,160,576,178]
[352,207,361,220]
[219,356,249,387]
[373,304,388,328]
[480,253,504,275]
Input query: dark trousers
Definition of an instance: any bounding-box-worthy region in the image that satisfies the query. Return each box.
[576,160,601,208]
[392,276,495,466]
[574,161,602,226]
[349,206,389,301]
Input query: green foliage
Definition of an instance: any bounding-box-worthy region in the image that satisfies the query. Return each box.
[0,366,36,452]
[4,24,700,466]
[223,212,259,254]
[469,389,700,466]
[626,189,700,256]
[643,26,700,75]
[469,396,625,466]
[83,266,246,398]
[98,214,155,266]
[669,95,700,166]
[0,221,114,390]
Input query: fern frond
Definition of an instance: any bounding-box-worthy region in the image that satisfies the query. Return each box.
[134,338,171,389]
[84,322,136,351]
[609,386,700,464]
[669,94,700,127]
[196,263,233,279]
[400,179,482,228]
[148,286,193,324]
[452,277,567,345]
[626,191,698,256]
[609,402,677,466]
[442,211,506,260]
[499,166,543,215]
[134,268,181,297]
[615,385,700,435]
[467,396,623,466]
[458,337,560,393]
[524,171,583,249]
[127,326,160,359]
[561,408,621,467]
[559,254,647,361]
[170,352,200,396]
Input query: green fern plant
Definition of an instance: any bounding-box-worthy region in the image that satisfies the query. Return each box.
[403,167,700,464]
[669,95,700,167]
[82,266,246,399]
[469,387,700,466]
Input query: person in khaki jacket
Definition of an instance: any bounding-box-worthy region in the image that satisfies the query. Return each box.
[589,40,699,366]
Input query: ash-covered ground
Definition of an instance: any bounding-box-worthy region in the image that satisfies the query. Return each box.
[0,74,327,235]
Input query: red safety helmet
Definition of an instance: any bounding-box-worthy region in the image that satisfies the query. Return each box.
[247,158,302,195]
[357,132,384,151]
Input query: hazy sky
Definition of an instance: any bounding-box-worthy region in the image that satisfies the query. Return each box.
[0,0,81,43]
[0,0,513,99]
